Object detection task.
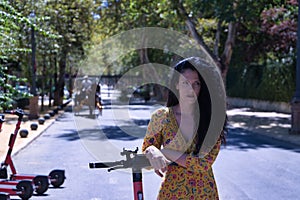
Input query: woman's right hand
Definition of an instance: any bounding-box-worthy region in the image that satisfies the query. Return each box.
[144,146,169,177]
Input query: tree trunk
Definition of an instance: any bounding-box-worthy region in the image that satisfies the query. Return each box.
[54,51,67,106]
[138,46,167,101]
[137,28,168,101]
[176,1,221,66]
[138,48,150,65]
[220,22,237,81]
[176,1,237,83]
[214,21,222,57]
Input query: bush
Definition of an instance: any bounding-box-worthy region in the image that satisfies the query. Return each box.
[227,62,295,102]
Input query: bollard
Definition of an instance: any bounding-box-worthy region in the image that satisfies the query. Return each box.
[291,102,300,134]
[43,114,51,120]
[30,122,38,131]
[49,110,55,117]
[38,117,45,125]
[19,129,29,138]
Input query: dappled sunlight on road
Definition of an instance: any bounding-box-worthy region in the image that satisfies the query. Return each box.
[227,107,291,135]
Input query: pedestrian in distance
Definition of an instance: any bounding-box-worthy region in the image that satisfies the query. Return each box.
[142,57,227,200]
[81,75,93,94]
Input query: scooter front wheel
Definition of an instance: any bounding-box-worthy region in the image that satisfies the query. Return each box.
[16,180,34,200]
[49,170,65,188]
[0,192,10,200]
[33,175,49,195]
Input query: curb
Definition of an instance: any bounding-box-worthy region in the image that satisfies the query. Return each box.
[10,100,72,157]
[227,97,291,114]
[230,125,300,147]
[252,130,300,147]
[11,107,68,158]
[12,118,58,158]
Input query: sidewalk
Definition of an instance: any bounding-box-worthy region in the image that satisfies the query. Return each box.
[0,103,66,161]
[227,107,300,146]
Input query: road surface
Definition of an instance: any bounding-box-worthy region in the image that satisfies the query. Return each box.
[9,105,300,200]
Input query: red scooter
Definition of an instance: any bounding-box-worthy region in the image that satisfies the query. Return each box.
[0,109,65,195]
[0,179,33,200]
[0,114,34,200]
[89,148,150,200]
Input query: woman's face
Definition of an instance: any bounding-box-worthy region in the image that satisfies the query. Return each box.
[176,69,201,105]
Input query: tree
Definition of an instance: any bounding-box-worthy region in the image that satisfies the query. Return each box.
[41,0,96,105]
[92,0,277,81]
[0,1,32,110]
[261,0,297,54]
[226,0,298,102]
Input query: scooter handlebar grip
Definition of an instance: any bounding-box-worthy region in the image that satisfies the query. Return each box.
[4,109,28,116]
[89,162,115,169]
[4,110,14,114]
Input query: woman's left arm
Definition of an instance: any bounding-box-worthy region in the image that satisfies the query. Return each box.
[161,139,221,171]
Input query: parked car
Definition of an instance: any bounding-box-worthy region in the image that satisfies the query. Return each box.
[132,85,151,102]
[13,85,31,109]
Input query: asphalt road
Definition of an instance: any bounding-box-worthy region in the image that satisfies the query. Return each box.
[214,127,300,200]
[9,106,161,200]
[8,105,300,200]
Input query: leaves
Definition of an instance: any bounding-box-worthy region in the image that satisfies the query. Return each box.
[0,0,298,104]
[0,65,31,110]
[261,2,298,53]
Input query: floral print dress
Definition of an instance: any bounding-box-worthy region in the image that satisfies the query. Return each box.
[142,107,221,200]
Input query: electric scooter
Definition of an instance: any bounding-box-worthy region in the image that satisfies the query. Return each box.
[0,109,65,195]
[0,114,34,200]
[0,179,34,200]
[89,148,150,200]
[0,192,10,200]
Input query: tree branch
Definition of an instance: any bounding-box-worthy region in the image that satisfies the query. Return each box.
[176,1,223,69]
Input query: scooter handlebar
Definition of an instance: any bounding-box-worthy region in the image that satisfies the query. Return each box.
[3,109,28,117]
[0,114,4,123]
[129,154,151,169]
[89,154,150,171]
[89,161,124,169]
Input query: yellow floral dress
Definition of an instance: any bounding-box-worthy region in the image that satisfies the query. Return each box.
[142,107,221,200]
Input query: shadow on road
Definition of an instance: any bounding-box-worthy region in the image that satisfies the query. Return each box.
[55,129,80,141]
[77,125,145,141]
[56,124,146,142]
[225,127,300,153]
[229,113,290,135]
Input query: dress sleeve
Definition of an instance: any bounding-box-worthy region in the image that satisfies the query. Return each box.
[185,138,221,172]
[141,109,165,152]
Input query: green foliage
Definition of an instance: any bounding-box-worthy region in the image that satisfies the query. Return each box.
[258,64,295,102]
[0,65,31,111]
[227,55,296,102]
[91,0,185,67]
[226,0,298,102]
[44,0,96,72]
[0,0,30,60]
[260,1,297,54]
[0,0,298,104]
[0,1,33,110]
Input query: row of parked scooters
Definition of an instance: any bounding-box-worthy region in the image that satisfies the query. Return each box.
[0,102,70,200]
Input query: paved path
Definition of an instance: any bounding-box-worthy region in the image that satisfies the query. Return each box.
[0,108,64,161]
[227,107,300,146]
[6,103,300,200]
[1,100,299,165]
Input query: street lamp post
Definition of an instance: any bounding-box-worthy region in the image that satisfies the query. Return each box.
[291,3,300,134]
[28,11,39,119]
[30,12,37,96]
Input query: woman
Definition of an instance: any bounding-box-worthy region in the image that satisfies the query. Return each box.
[142,57,226,199]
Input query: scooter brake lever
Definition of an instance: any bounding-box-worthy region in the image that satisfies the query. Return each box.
[108,165,125,172]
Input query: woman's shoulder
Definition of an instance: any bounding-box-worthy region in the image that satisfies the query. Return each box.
[151,106,171,119]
